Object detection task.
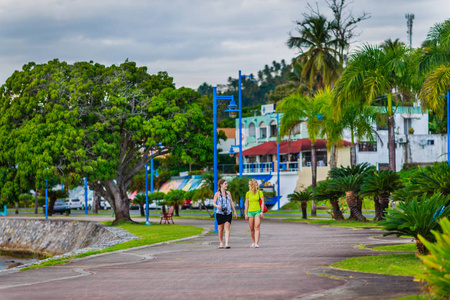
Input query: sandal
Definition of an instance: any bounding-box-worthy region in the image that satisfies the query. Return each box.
[254,244,259,248]
[250,243,255,248]
[219,245,224,249]
[225,245,231,249]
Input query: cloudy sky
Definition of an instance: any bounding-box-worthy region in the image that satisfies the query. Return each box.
[0,0,449,89]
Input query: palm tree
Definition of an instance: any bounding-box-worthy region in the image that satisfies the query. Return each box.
[328,162,375,220]
[361,170,402,220]
[277,91,327,216]
[287,14,343,90]
[417,19,450,117]
[314,179,344,220]
[288,188,313,219]
[227,175,250,217]
[335,41,413,171]
[133,194,146,217]
[329,174,366,222]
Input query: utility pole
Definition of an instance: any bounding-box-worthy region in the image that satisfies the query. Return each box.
[405,13,415,49]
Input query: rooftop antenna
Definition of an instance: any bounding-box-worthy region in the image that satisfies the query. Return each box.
[405,13,415,49]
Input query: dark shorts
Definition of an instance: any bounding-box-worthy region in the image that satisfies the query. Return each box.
[216,213,232,225]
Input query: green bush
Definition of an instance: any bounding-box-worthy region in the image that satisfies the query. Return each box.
[18,194,33,208]
[380,193,450,254]
[416,218,450,299]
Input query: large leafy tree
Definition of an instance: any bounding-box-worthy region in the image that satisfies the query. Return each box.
[0,60,214,224]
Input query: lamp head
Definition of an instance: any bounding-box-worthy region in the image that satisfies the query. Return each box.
[224,99,239,119]
[228,146,236,157]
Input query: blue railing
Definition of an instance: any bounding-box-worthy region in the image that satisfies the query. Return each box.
[243,162,299,174]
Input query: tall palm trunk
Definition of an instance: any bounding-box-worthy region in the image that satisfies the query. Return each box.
[301,201,308,219]
[330,198,344,220]
[378,192,390,220]
[387,94,396,171]
[330,144,338,168]
[350,124,356,166]
[373,195,382,221]
[311,144,317,216]
[345,191,366,222]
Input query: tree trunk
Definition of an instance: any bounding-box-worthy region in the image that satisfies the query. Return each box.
[311,144,317,216]
[34,191,38,214]
[330,199,344,220]
[48,196,57,215]
[93,192,98,214]
[330,144,338,169]
[345,191,366,222]
[387,94,396,171]
[14,201,19,215]
[350,143,357,167]
[301,201,307,219]
[201,199,213,217]
[378,193,390,220]
[174,205,179,217]
[415,239,429,255]
[139,203,145,217]
[373,195,382,221]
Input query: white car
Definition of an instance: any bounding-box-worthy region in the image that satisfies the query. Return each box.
[81,198,111,210]
[66,198,83,210]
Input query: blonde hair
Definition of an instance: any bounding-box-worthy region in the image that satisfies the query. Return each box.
[249,178,259,194]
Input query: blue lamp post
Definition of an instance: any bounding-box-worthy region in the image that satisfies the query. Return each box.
[84,177,88,214]
[145,150,153,225]
[213,87,235,233]
[270,113,281,210]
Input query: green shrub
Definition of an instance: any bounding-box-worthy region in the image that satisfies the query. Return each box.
[380,193,450,254]
[416,218,450,299]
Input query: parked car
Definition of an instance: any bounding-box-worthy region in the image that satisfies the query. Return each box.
[81,198,111,210]
[43,200,71,215]
[66,198,82,210]
[191,199,214,209]
[181,199,192,210]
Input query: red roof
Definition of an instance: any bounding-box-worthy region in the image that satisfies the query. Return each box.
[241,139,351,156]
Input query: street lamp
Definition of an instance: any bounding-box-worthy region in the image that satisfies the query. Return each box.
[145,150,152,225]
[213,87,235,233]
[270,113,281,210]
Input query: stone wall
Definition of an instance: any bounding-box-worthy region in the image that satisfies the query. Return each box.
[0,219,123,256]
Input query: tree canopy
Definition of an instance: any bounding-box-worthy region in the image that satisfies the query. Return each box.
[0,59,214,223]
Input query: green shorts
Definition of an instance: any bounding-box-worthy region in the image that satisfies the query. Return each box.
[247,210,261,217]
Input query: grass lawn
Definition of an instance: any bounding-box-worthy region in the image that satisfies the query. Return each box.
[372,243,417,252]
[21,221,203,271]
[332,253,422,276]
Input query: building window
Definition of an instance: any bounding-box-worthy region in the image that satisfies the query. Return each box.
[270,121,277,137]
[248,123,256,137]
[427,140,434,145]
[260,127,267,139]
[302,151,327,166]
[359,142,377,152]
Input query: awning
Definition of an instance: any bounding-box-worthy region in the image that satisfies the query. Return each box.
[241,139,350,156]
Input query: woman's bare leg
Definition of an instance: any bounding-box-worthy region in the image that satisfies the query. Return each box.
[254,216,261,245]
[218,224,224,246]
[224,222,231,246]
[248,217,255,244]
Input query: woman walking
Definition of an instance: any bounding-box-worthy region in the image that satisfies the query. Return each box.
[245,178,265,248]
[213,179,237,249]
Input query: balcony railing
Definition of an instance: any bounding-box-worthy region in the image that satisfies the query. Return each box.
[242,162,299,174]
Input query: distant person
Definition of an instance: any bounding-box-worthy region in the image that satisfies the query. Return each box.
[245,178,265,248]
[213,179,237,249]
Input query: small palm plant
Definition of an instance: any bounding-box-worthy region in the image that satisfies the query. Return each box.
[410,162,450,197]
[361,170,402,221]
[329,174,366,222]
[416,218,450,298]
[288,188,313,219]
[314,179,344,220]
[133,194,147,217]
[380,193,450,254]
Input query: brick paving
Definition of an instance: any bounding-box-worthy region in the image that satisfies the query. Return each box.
[0,215,422,299]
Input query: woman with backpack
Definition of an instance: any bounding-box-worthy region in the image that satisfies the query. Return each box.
[245,178,265,248]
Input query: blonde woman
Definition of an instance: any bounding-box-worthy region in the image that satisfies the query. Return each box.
[245,178,265,248]
[213,179,237,249]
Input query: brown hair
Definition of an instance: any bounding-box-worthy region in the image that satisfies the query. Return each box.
[249,178,259,194]
[217,179,227,192]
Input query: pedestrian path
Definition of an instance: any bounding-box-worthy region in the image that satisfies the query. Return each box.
[0,216,421,299]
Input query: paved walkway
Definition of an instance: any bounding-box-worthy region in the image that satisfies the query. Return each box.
[0,215,422,299]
